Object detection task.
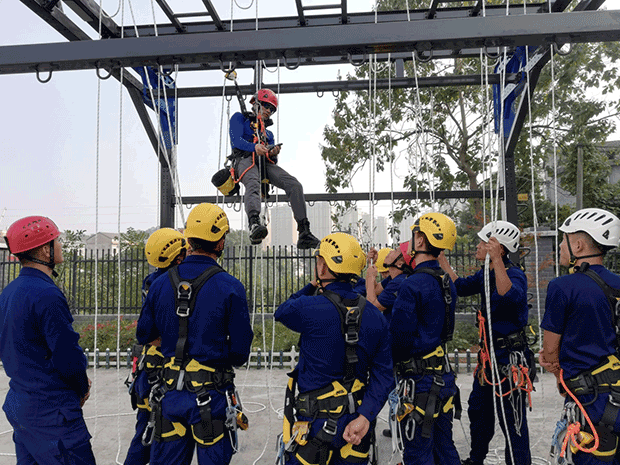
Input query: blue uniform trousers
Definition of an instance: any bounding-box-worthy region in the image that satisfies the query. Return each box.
[124,409,151,465]
[467,376,531,465]
[401,374,460,465]
[150,390,233,465]
[567,393,620,465]
[7,412,95,465]
[284,414,374,465]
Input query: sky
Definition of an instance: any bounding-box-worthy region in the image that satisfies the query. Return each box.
[0,0,619,235]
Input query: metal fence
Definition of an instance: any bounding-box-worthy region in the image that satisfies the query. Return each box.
[4,243,618,316]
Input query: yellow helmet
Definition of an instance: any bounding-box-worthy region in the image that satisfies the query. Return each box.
[185,203,229,242]
[145,228,187,268]
[376,247,393,273]
[314,233,367,276]
[411,212,457,251]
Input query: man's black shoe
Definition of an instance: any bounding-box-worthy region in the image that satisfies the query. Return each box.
[296,218,320,250]
[249,215,268,245]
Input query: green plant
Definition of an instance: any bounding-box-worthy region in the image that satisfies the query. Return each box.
[75,317,137,351]
[447,321,480,353]
[251,321,299,352]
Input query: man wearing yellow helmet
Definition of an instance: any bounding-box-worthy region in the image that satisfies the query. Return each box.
[275,233,393,465]
[136,204,253,465]
[390,212,461,465]
[125,228,187,465]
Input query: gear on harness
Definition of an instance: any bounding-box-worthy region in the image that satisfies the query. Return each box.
[126,343,165,411]
[279,290,373,465]
[144,264,247,451]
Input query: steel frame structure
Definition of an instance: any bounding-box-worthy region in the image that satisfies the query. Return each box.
[5,0,618,230]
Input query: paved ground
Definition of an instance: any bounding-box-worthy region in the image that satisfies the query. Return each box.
[0,367,565,465]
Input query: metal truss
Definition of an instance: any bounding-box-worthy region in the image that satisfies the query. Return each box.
[8,0,616,229]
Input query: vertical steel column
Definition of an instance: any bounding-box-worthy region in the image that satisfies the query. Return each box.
[160,152,175,228]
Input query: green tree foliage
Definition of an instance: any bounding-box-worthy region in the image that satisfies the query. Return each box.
[320,0,620,231]
[120,227,149,252]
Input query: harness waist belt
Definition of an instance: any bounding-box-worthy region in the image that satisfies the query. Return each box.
[295,380,365,418]
[493,329,527,351]
[563,355,620,396]
[396,345,449,377]
[163,358,235,392]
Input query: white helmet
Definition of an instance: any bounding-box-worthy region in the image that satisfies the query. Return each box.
[478,220,521,253]
[559,208,620,248]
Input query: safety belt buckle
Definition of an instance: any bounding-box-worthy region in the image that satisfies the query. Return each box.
[345,330,359,344]
[176,304,190,317]
[348,392,356,414]
[609,393,620,408]
[176,369,186,391]
[196,392,212,407]
[433,376,445,387]
[322,419,338,436]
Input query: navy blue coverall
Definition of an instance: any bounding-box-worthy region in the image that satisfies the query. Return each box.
[136,255,253,465]
[377,273,407,324]
[275,281,394,465]
[541,265,620,465]
[124,268,167,465]
[390,260,460,465]
[454,258,531,465]
[0,267,95,465]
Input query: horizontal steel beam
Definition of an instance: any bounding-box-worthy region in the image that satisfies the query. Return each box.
[179,189,504,205]
[177,74,519,97]
[1,10,618,76]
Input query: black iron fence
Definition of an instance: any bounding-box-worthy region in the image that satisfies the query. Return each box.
[3,242,617,316]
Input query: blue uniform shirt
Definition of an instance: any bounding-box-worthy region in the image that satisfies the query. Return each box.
[378,273,408,324]
[0,268,89,424]
[136,255,253,368]
[541,264,620,378]
[141,268,167,304]
[229,112,274,154]
[275,281,394,422]
[353,277,366,296]
[454,259,529,363]
[390,260,457,363]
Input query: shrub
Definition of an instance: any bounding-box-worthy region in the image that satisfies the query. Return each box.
[75,317,138,351]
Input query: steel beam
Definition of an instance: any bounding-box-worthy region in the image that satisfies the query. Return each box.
[179,189,504,206]
[2,10,618,76]
[20,0,92,42]
[201,0,224,31]
[154,0,185,33]
[62,0,120,38]
[176,74,519,98]
[122,4,548,37]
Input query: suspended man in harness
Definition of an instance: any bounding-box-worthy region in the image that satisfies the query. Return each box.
[540,208,620,465]
[124,228,187,465]
[1,216,96,464]
[389,212,461,465]
[439,220,535,465]
[136,203,254,465]
[275,232,394,465]
[222,86,320,248]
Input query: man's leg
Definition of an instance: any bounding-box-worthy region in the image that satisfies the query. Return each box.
[237,157,267,243]
[266,164,320,249]
[496,389,531,465]
[432,410,461,465]
[466,376,496,465]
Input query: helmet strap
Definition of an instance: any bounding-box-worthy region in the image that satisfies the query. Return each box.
[20,239,58,277]
[566,235,603,273]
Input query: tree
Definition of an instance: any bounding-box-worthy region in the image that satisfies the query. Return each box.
[320,0,620,232]
[120,227,149,252]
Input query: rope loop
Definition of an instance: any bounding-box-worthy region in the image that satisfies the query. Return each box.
[332,89,340,98]
[95,62,113,80]
[317,91,324,98]
[553,42,572,56]
[347,52,367,66]
[225,93,234,102]
[159,65,174,77]
[282,54,301,70]
[219,59,236,73]
[414,49,433,63]
[35,66,53,84]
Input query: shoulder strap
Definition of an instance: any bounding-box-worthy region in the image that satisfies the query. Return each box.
[411,267,455,343]
[168,265,225,368]
[321,289,366,384]
[575,263,620,348]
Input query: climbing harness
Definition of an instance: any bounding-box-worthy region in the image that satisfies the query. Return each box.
[278,290,373,465]
[143,265,247,451]
[392,267,460,445]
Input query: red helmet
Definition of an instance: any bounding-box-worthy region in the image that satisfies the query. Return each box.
[5,216,61,255]
[250,88,278,112]
[399,241,415,267]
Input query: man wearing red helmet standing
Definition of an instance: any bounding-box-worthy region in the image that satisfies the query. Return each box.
[1,216,95,464]
[229,88,320,249]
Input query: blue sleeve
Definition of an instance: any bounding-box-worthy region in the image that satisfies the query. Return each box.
[137,287,160,345]
[227,281,254,367]
[265,129,275,145]
[289,283,318,300]
[41,290,89,397]
[541,280,567,335]
[389,283,418,364]
[377,279,399,309]
[275,295,317,334]
[494,268,528,309]
[229,112,256,152]
[454,271,482,297]
[357,315,394,421]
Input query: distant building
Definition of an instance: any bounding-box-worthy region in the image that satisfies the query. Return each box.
[396,216,417,243]
[307,202,332,241]
[268,206,295,247]
[339,207,359,237]
[84,232,119,254]
[360,213,388,247]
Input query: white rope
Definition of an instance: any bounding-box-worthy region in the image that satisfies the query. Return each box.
[550,48,560,277]
[387,54,396,244]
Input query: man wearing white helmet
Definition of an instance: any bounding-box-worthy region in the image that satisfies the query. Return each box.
[540,208,620,465]
[439,220,533,465]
